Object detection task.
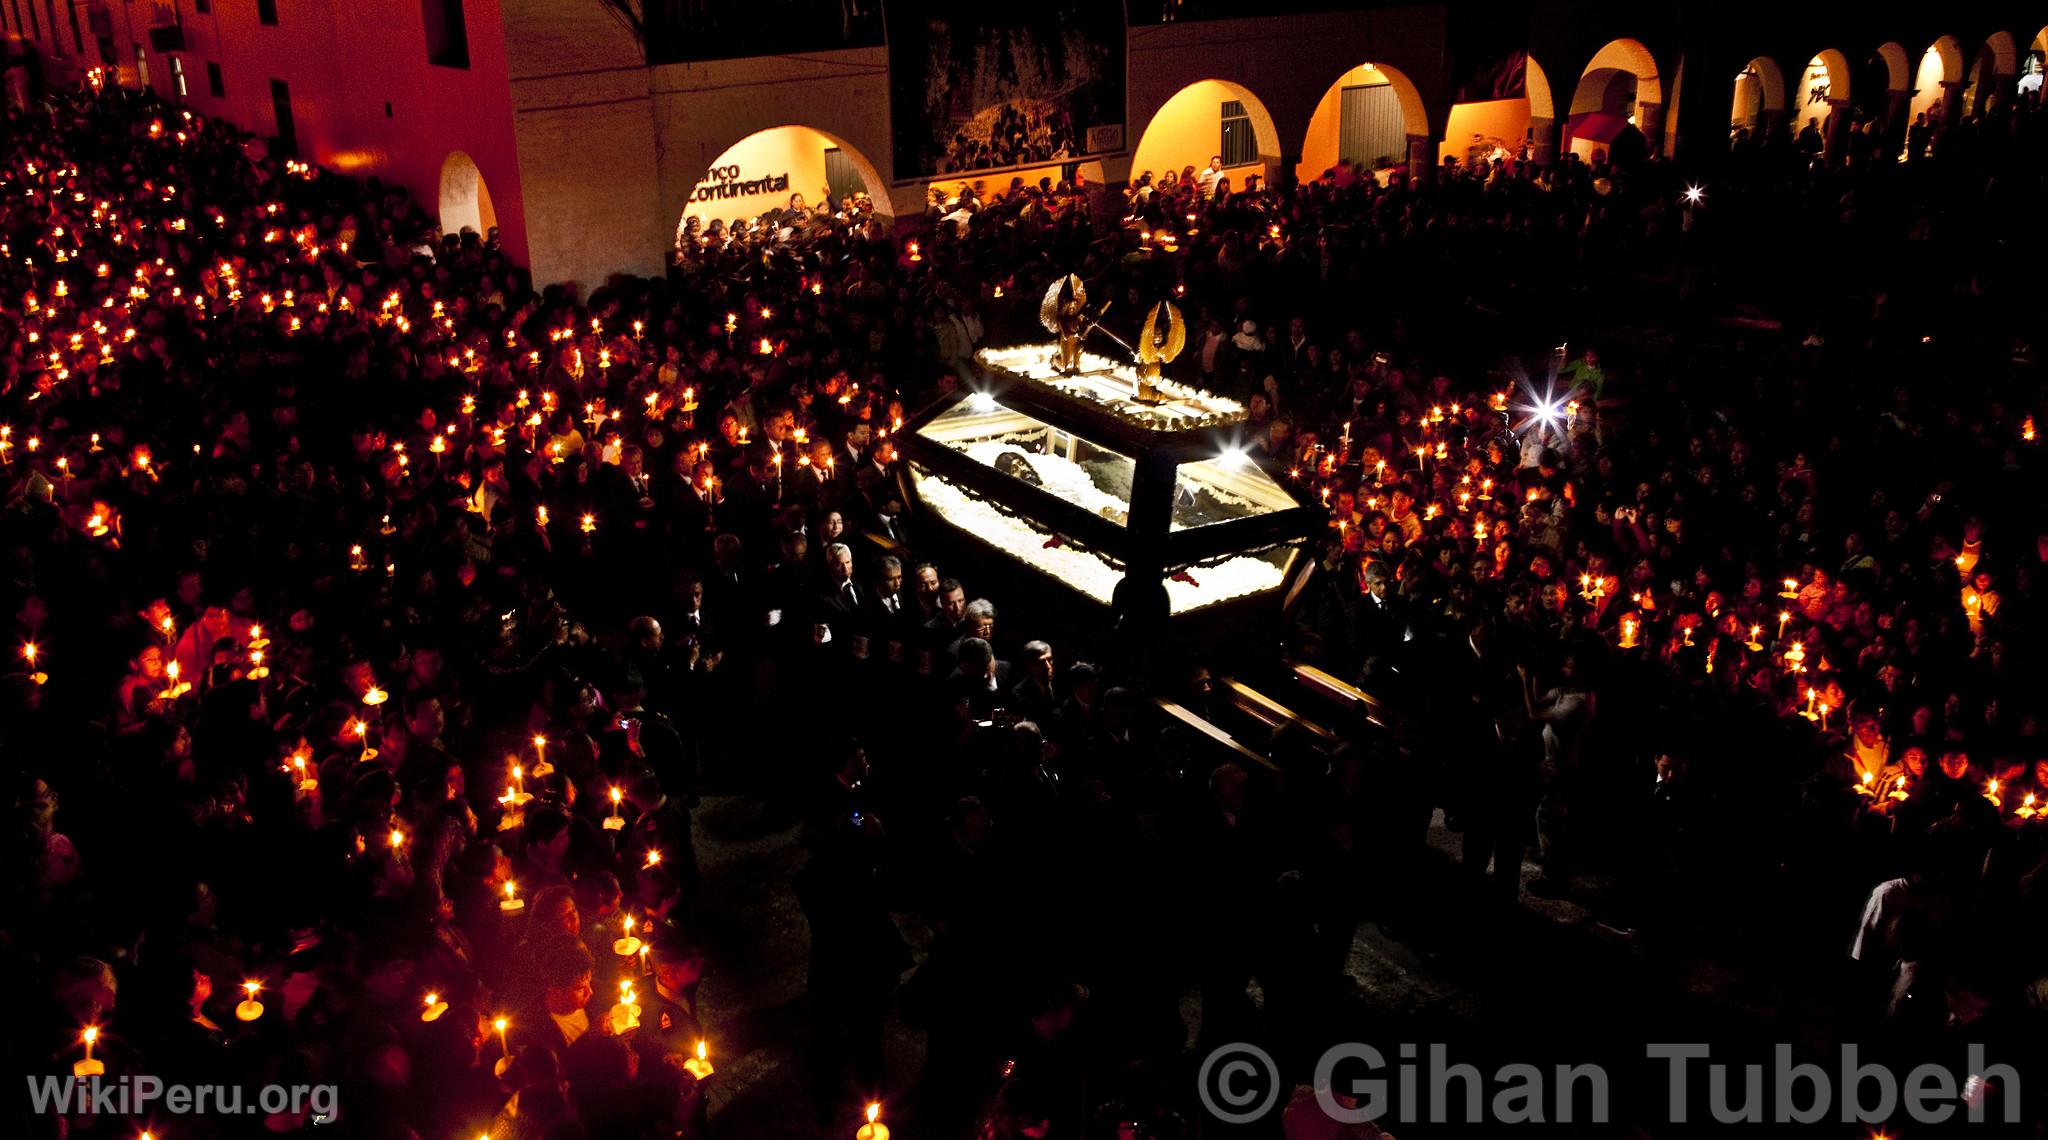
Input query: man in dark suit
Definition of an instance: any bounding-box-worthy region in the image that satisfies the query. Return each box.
[1351,559,1410,684]
[1009,639,1059,726]
[946,637,1012,719]
[869,555,915,641]
[922,577,969,658]
[837,421,873,476]
[817,541,868,636]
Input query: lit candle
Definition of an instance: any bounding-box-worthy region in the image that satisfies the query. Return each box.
[644,848,663,870]
[609,981,642,1033]
[74,1026,105,1077]
[23,641,45,685]
[494,1016,512,1076]
[500,879,524,913]
[236,980,265,1022]
[421,991,449,1022]
[605,785,625,831]
[684,1039,715,1080]
[857,1102,891,1140]
[613,915,642,958]
[1777,610,1792,640]
[532,734,550,774]
[363,684,388,707]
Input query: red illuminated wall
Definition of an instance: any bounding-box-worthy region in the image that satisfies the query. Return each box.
[7,0,526,266]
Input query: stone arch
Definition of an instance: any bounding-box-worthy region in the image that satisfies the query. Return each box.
[1811,49,1853,109]
[1907,36,1964,129]
[1965,30,2019,114]
[1730,56,1786,135]
[1129,79,1281,192]
[1876,42,1911,92]
[437,151,497,238]
[674,125,888,245]
[1298,61,1433,182]
[1566,37,1665,160]
[1527,54,1557,122]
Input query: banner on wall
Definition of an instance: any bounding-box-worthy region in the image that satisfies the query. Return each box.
[1446,0,1533,103]
[885,0,1127,182]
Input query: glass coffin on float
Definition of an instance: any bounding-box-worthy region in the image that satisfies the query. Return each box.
[899,347,1322,614]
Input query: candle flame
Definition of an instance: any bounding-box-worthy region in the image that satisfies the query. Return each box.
[866,1103,882,1125]
[83,1026,98,1045]
[242,980,261,997]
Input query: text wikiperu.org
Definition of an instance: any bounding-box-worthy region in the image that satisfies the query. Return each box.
[691,173,790,202]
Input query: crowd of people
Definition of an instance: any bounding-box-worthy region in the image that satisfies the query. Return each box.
[5,75,2048,1140]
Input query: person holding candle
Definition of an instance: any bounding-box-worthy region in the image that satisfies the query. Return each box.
[509,936,596,1055]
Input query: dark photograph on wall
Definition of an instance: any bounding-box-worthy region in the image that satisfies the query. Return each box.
[886,0,1127,181]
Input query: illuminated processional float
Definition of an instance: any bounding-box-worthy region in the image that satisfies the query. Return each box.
[896,277,1323,640]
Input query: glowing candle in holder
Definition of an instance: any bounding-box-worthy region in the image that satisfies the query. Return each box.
[609,981,642,1033]
[500,879,525,913]
[236,981,265,1022]
[493,1016,512,1077]
[857,1102,890,1140]
[684,1040,714,1080]
[74,1026,104,1077]
[605,785,625,831]
[421,992,448,1022]
[23,641,45,685]
[613,915,642,958]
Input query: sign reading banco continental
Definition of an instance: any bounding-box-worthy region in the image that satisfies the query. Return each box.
[690,165,791,203]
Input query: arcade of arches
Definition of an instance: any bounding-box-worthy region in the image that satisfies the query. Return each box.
[676,126,886,245]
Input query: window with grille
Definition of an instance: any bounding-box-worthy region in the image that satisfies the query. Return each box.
[1220,99,1257,168]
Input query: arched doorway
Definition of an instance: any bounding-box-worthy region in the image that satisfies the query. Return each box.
[1907,36,1965,135]
[675,125,887,245]
[1964,30,2018,115]
[1784,51,1852,155]
[437,151,497,238]
[1298,62,1431,184]
[1729,56,1786,140]
[2025,28,2048,102]
[1129,80,1279,194]
[1566,38,1664,161]
[1438,52,1557,168]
